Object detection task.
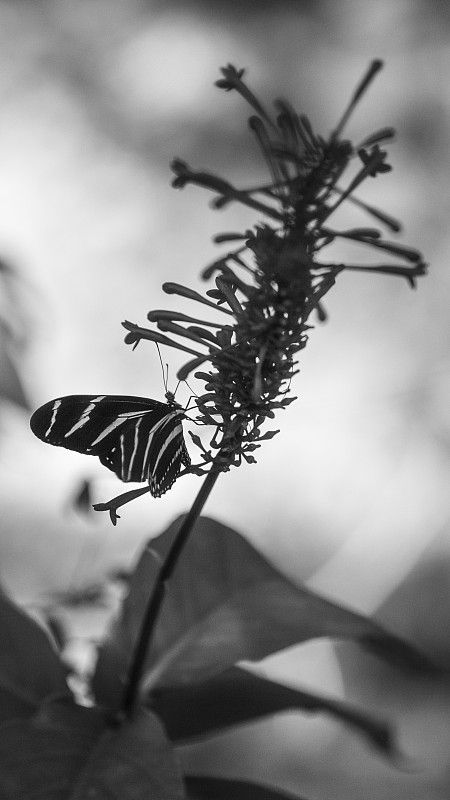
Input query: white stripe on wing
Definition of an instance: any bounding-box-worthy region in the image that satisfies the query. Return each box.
[64,396,107,438]
[45,399,62,438]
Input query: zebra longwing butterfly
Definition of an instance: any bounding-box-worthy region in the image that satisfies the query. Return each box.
[30,393,190,498]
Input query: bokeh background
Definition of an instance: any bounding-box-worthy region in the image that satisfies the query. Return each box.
[0,0,449,798]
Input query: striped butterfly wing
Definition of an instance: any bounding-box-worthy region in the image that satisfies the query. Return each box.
[30,394,190,498]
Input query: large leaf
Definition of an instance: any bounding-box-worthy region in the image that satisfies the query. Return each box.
[0,590,69,721]
[0,684,36,724]
[71,706,185,800]
[185,776,307,800]
[93,516,434,712]
[150,665,400,760]
[0,696,184,800]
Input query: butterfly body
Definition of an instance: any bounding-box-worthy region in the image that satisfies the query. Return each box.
[30,394,190,497]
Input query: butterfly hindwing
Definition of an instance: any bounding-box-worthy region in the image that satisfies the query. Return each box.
[30,394,190,497]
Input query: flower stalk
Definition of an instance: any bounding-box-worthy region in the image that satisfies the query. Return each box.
[120,465,221,718]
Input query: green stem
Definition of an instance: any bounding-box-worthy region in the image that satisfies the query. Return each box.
[121,465,221,719]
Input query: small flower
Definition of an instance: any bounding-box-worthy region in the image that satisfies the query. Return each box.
[358,145,392,176]
[126,61,426,477]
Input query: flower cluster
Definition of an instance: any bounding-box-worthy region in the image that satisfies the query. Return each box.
[124,61,426,476]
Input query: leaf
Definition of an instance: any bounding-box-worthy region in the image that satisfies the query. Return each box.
[0,684,36,724]
[150,666,401,760]
[92,516,435,713]
[0,590,69,720]
[0,698,106,799]
[0,696,184,800]
[185,775,307,800]
[71,706,185,800]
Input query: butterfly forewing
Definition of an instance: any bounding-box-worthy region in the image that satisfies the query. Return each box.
[30,394,190,497]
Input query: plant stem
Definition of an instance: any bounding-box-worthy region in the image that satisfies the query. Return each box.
[121,465,221,719]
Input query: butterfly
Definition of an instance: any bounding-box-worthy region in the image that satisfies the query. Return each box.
[30,392,191,498]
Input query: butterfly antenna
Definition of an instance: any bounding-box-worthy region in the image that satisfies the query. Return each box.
[155,343,169,394]
[164,362,169,392]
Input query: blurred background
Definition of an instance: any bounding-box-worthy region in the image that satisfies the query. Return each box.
[0,0,449,797]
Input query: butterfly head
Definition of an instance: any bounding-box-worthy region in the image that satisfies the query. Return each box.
[165,390,181,409]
